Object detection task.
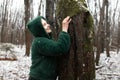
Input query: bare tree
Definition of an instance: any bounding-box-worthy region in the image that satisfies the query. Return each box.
[0,0,25,45]
[1,0,8,43]
[111,0,119,39]
[46,0,58,39]
[105,0,110,57]
[38,0,42,16]
[24,0,31,56]
[95,0,106,66]
[117,12,120,53]
[93,0,99,47]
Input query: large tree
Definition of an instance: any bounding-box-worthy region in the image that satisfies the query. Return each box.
[56,0,95,80]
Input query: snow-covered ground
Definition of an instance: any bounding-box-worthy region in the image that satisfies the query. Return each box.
[96,51,120,80]
[0,44,31,80]
[0,44,120,80]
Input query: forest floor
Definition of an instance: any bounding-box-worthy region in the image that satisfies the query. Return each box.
[96,50,120,80]
[0,44,31,80]
[0,43,120,80]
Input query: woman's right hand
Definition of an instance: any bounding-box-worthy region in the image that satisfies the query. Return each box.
[62,16,71,32]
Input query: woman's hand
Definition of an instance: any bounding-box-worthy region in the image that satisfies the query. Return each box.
[62,16,71,32]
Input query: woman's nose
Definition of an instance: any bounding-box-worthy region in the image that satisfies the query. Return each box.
[47,24,50,27]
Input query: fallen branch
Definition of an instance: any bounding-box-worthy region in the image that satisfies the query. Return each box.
[99,73,120,76]
[96,65,104,70]
[0,57,17,61]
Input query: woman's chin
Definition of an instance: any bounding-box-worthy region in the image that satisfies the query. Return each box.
[47,30,52,33]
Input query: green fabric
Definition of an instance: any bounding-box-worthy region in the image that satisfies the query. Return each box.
[27,16,49,38]
[27,16,70,80]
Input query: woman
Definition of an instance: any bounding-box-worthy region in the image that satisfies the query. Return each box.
[27,16,71,80]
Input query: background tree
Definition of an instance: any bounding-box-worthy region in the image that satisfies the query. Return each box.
[1,0,8,43]
[93,0,120,65]
[56,0,95,80]
[105,0,110,57]
[117,13,120,53]
[95,0,106,66]
[0,0,25,45]
[46,0,58,39]
[24,0,31,56]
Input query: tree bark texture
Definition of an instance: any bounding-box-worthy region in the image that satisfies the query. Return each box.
[56,0,95,80]
[46,0,58,39]
[24,0,31,56]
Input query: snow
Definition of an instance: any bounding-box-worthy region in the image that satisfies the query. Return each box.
[0,44,120,80]
[0,44,31,80]
[96,51,120,80]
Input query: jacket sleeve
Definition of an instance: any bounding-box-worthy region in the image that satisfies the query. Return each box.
[36,31,70,56]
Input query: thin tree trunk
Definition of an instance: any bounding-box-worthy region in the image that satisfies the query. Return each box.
[94,0,98,48]
[111,0,119,48]
[117,13,120,53]
[96,0,106,66]
[38,0,42,16]
[105,0,110,57]
[24,0,31,56]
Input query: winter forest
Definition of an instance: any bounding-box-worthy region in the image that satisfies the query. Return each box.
[0,0,120,80]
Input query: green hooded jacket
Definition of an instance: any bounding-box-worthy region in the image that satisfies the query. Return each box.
[27,16,70,80]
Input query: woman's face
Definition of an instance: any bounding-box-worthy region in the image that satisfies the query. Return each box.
[41,19,51,33]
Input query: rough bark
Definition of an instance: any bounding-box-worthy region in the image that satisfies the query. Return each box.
[56,0,95,80]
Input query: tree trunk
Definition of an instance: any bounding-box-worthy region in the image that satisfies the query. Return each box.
[96,0,106,66]
[24,0,31,56]
[46,0,58,39]
[1,0,8,43]
[105,0,110,57]
[56,0,95,80]
[117,13,120,53]
[94,0,98,48]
